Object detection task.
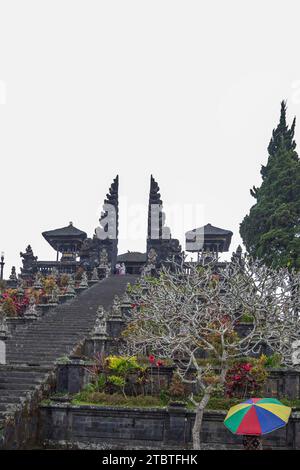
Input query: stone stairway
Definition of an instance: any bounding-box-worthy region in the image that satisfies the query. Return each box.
[0,274,138,448]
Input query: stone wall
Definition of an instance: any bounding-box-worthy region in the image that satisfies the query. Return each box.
[55,360,300,400]
[38,403,300,450]
[0,368,57,450]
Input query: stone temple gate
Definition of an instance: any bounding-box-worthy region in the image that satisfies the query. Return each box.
[13,175,182,281]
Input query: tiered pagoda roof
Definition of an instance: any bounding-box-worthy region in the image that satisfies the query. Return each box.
[42,222,87,251]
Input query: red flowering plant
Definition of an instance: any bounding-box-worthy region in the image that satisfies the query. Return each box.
[147,355,166,394]
[225,356,268,399]
[0,289,30,316]
[149,354,156,364]
[130,302,147,311]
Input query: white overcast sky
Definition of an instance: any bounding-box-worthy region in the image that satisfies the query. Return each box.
[1,0,300,274]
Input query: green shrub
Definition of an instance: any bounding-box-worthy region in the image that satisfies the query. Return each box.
[240,313,254,323]
[72,392,165,408]
[264,353,282,368]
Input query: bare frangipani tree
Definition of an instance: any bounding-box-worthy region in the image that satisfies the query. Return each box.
[122,256,300,450]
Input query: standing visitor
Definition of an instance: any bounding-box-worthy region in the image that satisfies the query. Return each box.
[120,263,126,275]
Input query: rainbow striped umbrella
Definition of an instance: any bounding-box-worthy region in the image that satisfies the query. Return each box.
[224,398,291,435]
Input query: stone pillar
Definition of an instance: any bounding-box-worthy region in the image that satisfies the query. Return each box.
[283,370,300,400]
[165,403,188,446]
[107,295,124,338]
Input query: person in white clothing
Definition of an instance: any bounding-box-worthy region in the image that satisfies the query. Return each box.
[119,263,126,275]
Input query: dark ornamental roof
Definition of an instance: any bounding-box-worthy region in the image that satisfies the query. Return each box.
[117,252,147,263]
[185,223,233,252]
[42,222,87,251]
[42,222,87,238]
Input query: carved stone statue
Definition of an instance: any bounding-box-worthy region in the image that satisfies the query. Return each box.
[147,248,157,266]
[91,267,99,281]
[120,283,132,304]
[93,305,108,337]
[111,295,122,318]
[66,275,76,295]
[17,279,25,297]
[33,272,43,290]
[20,245,37,264]
[49,284,60,304]
[99,248,109,266]
[9,266,18,281]
[79,272,89,288]
[8,266,18,288]
[20,245,38,278]
[141,248,157,277]
[24,296,39,319]
[141,263,153,277]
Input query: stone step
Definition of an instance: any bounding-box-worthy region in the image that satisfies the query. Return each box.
[0,404,18,412]
[0,395,27,403]
[0,378,43,386]
[0,383,38,391]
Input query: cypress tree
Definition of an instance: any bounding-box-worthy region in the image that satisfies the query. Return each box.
[240,101,300,270]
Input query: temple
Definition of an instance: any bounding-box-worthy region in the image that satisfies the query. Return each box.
[16,176,232,280]
[19,177,120,279]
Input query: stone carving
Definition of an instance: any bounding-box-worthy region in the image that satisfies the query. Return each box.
[24,296,39,319]
[95,176,119,270]
[79,176,119,272]
[79,272,89,289]
[33,272,43,290]
[66,275,76,295]
[93,306,108,337]
[99,249,109,266]
[91,267,99,281]
[49,284,60,304]
[121,283,132,304]
[9,266,18,281]
[141,264,152,277]
[146,176,182,268]
[7,266,18,288]
[141,248,158,277]
[147,248,157,266]
[111,295,122,319]
[17,279,25,297]
[20,245,38,278]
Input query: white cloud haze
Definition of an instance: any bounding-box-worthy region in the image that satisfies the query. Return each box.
[1,0,300,273]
